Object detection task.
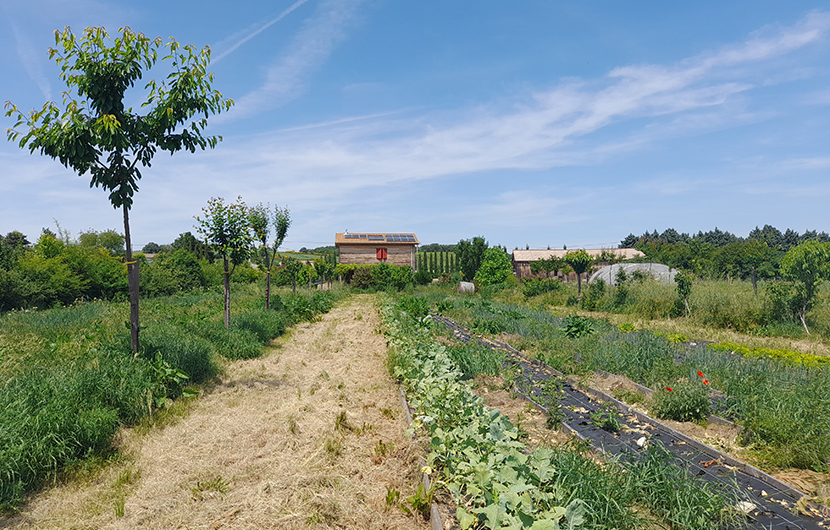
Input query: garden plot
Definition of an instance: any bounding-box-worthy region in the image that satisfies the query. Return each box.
[0,295,428,530]
[432,314,830,530]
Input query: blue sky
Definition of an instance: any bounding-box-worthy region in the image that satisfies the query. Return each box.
[2,1,829,251]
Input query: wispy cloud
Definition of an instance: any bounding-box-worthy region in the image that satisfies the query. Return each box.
[9,22,51,100]
[220,10,828,185]
[224,0,366,120]
[211,0,311,65]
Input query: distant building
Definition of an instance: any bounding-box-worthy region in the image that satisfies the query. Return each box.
[512,248,644,280]
[335,233,419,268]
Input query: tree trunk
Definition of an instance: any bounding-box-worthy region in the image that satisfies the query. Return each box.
[123,205,140,355]
[224,257,231,329]
[264,249,271,310]
[751,266,757,296]
[266,270,271,310]
[576,274,582,299]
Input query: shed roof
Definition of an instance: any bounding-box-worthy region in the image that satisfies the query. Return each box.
[512,248,644,262]
[335,233,419,245]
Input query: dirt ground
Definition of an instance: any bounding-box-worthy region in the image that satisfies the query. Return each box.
[1,294,428,530]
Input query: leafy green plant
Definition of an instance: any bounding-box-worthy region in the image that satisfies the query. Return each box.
[563,316,595,338]
[395,296,430,319]
[590,402,621,432]
[149,352,192,408]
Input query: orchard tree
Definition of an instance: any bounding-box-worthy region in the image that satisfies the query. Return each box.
[249,203,290,309]
[196,197,253,329]
[563,249,594,299]
[5,26,233,353]
[780,240,830,334]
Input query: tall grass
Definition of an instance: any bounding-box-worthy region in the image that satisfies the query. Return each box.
[0,284,343,509]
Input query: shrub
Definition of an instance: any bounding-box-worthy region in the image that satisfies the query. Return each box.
[350,266,374,289]
[522,277,562,298]
[651,380,711,422]
[473,247,513,286]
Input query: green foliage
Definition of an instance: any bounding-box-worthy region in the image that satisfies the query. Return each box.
[473,247,513,287]
[445,343,505,379]
[171,232,208,260]
[141,249,206,297]
[395,296,430,319]
[5,26,233,211]
[456,236,488,281]
[672,270,693,317]
[196,197,254,270]
[563,316,595,338]
[522,277,562,298]
[383,297,734,529]
[780,240,830,333]
[341,264,413,291]
[0,285,341,508]
[651,380,712,422]
[590,403,621,432]
[563,250,595,298]
[581,280,606,311]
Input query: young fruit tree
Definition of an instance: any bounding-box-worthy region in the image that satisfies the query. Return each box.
[249,203,290,310]
[780,240,830,334]
[563,249,595,299]
[196,197,254,329]
[4,26,233,353]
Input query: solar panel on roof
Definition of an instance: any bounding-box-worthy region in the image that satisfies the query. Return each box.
[359,234,367,239]
[344,234,359,239]
[368,235,384,241]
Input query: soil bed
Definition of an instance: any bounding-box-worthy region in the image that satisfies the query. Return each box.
[1,294,427,530]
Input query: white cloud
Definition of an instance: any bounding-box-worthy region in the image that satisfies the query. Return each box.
[211,0,311,65]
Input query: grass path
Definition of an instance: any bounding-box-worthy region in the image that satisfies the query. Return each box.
[2,294,427,529]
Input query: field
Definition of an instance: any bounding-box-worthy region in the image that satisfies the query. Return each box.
[3,279,830,529]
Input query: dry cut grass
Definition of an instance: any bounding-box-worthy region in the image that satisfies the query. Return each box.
[1,294,427,530]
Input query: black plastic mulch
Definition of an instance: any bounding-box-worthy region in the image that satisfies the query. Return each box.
[429,314,830,530]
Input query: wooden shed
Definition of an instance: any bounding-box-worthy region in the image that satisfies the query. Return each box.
[335,233,419,269]
[512,248,644,280]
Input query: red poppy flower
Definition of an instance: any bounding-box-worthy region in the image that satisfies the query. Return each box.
[697,371,704,377]
[703,379,709,385]
[666,386,673,392]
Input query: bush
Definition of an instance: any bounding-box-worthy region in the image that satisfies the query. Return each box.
[522,277,562,298]
[350,266,374,289]
[473,247,513,286]
[651,380,712,422]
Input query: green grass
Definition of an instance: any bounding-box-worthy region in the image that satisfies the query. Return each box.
[0,283,343,509]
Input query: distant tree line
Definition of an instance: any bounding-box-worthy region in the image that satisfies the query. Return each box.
[619,225,830,280]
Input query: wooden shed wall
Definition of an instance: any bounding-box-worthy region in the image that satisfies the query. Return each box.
[338,244,416,268]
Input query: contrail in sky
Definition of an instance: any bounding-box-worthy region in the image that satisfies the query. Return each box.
[211,0,311,64]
